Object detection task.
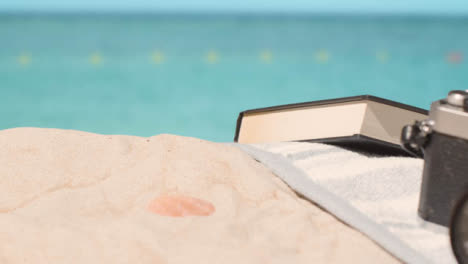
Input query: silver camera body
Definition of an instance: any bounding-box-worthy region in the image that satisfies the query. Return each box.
[402,90,468,226]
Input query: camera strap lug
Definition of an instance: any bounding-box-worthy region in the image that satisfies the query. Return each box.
[401,120,434,158]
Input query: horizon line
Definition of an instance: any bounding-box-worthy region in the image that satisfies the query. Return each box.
[1,10,468,18]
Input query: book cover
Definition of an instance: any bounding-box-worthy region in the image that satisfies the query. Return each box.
[234,95,428,156]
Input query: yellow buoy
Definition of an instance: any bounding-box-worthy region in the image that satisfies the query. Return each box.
[17,53,31,66]
[376,51,389,63]
[260,50,273,63]
[89,53,102,65]
[205,50,219,64]
[151,51,165,64]
[315,50,330,63]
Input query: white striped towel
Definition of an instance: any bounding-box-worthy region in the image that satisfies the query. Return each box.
[234,142,457,264]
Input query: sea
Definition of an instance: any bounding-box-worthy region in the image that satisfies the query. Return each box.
[0,14,467,141]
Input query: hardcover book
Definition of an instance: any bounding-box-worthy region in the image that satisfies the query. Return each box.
[234,95,428,156]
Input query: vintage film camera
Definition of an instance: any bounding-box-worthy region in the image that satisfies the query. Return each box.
[401,90,468,263]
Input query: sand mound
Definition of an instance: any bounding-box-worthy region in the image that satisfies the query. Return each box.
[0,128,398,263]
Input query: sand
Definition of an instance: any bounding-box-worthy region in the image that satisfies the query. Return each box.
[0,128,399,264]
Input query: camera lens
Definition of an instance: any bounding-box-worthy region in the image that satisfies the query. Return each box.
[451,193,468,264]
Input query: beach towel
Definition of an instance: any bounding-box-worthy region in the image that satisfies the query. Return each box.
[236,142,457,264]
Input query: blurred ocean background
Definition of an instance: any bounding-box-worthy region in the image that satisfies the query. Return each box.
[0,14,467,141]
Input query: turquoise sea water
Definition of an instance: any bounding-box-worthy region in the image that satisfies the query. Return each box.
[0,14,467,141]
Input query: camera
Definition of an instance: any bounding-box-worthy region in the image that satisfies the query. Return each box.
[401,90,468,227]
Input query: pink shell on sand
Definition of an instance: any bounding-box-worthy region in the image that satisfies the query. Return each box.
[148,194,215,217]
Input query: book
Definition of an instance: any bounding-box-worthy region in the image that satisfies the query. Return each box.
[234,95,428,156]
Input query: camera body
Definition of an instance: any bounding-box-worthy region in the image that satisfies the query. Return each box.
[402,90,468,226]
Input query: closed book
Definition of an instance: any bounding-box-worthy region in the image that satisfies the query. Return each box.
[234,95,428,156]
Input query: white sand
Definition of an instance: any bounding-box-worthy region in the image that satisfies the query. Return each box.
[0,128,398,264]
